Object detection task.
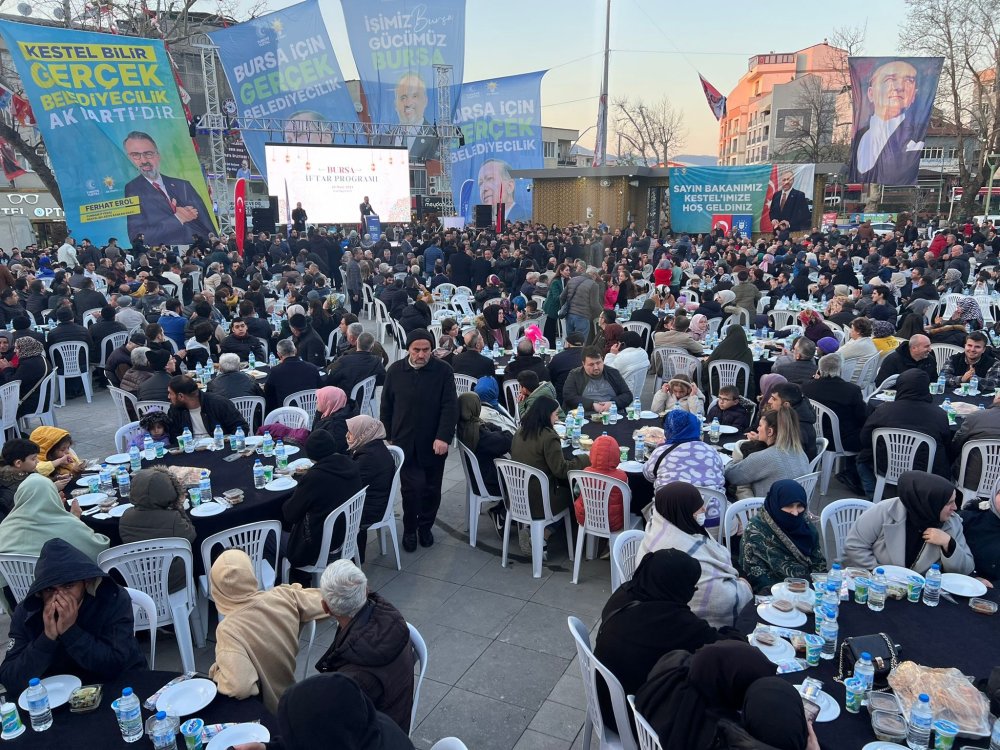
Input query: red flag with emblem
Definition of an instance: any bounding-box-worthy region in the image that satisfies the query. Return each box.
[234,178,246,256]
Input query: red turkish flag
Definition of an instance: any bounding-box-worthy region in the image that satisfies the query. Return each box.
[234,178,246,256]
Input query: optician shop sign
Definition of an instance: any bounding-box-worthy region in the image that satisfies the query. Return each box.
[0,192,65,220]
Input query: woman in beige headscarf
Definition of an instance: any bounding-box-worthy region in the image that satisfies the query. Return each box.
[345,415,396,563]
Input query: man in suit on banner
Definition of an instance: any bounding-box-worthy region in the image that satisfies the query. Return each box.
[848,60,923,186]
[123,131,215,246]
[768,169,811,231]
[393,73,439,163]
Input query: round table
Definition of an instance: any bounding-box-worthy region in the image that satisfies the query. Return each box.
[736,585,1000,749]
[5,670,276,749]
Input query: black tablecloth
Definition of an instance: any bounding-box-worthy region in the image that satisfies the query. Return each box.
[736,586,1000,749]
[82,447,294,573]
[4,670,276,749]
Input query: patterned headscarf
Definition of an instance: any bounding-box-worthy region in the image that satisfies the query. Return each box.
[956,296,984,327]
[14,336,43,359]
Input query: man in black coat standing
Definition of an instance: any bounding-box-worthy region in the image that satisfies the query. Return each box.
[380,329,458,552]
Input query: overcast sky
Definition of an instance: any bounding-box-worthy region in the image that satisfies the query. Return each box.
[231,0,910,156]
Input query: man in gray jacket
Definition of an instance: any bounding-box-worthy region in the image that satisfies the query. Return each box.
[559,268,603,342]
[561,346,633,412]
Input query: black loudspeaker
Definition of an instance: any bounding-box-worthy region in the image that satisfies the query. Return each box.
[474,204,492,228]
[268,195,279,218]
[251,207,275,234]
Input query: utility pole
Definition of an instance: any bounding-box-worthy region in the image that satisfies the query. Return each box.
[592,0,611,167]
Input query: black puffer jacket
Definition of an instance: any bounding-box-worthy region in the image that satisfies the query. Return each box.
[351,440,396,529]
[0,464,29,520]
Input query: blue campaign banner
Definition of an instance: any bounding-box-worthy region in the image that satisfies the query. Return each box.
[0,21,217,246]
[341,0,466,163]
[450,71,545,225]
[668,166,772,234]
[208,0,358,178]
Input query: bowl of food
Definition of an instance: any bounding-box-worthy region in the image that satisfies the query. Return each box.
[870,711,907,743]
[969,597,997,615]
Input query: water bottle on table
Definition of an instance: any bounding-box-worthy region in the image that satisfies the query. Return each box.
[117,468,131,499]
[906,693,932,750]
[971,375,980,393]
[868,567,887,612]
[129,445,141,471]
[268,352,277,367]
[117,687,143,743]
[262,431,274,457]
[936,374,946,394]
[25,678,52,731]
[709,418,720,444]
[819,607,838,660]
[609,403,618,421]
[248,351,256,369]
[923,563,941,607]
[181,427,194,454]
[150,711,177,750]
[853,652,875,704]
[234,426,246,452]
[198,471,211,501]
[213,425,224,450]
[276,440,288,470]
[143,436,155,461]
[253,459,266,489]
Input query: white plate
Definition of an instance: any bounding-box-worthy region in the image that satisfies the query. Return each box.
[878,565,923,585]
[109,503,133,518]
[872,393,895,402]
[769,582,812,601]
[194,437,215,449]
[756,602,807,627]
[75,473,100,487]
[553,424,566,437]
[862,744,908,750]
[74,492,109,508]
[940,572,988,597]
[795,686,840,722]
[639,411,659,419]
[156,678,218,716]
[749,633,795,665]
[265,477,298,491]
[286,458,314,472]
[283,445,300,456]
[191,501,227,517]
[702,423,738,434]
[104,453,131,464]
[617,460,645,472]
[17,674,81,710]
[206,723,271,750]
[572,449,589,456]
[722,442,740,452]
[244,436,263,447]
[953,388,980,396]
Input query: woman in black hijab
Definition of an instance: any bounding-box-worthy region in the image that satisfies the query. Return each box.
[715,677,820,750]
[634,641,774,750]
[267,673,414,750]
[593,549,743,731]
[705,326,754,396]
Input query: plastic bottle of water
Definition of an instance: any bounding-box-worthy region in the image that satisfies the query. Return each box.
[253,459,266,489]
[990,716,1000,750]
[634,435,645,462]
[262,431,274,457]
[118,468,131,499]
[971,375,980,393]
[869,567,888,612]
[206,356,214,373]
[248,351,256,369]
[942,397,952,412]
[118,687,143,743]
[492,342,500,358]
[556,337,564,351]
[936,374,946,394]
[923,563,942,607]
[275,440,288,470]
[823,582,840,619]
[814,597,826,636]
[195,363,203,381]
[854,652,875,704]
[99,463,113,493]
[828,562,845,600]
[24,678,51,732]
[234,426,246,452]
[609,402,618,421]
[709,418,720,444]
[906,693,933,750]
[181,427,194,454]
[213,425,224,451]
[150,711,177,750]
[268,352,277,368]
[577,403,584,421]
[128,445,141,472]
[143,436,155,461]
[632,397,641,418]
[819,607,838,660]
[198,471,211,501]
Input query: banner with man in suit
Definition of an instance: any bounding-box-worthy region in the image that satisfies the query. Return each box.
[0,21,217,247]
[341,0,467,164]
[847,56,943,186]
[451,71,545,225]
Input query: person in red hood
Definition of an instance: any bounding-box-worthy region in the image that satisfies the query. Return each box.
[575,434,628,531]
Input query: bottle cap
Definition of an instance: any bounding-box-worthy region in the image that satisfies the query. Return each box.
[28,678,39,687]
[919,693,929,703]
[156,710,167,720]
[122,687,133,696]
[861,652,871,660]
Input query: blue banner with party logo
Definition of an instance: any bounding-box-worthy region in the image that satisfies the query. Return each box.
[341,0,466,163]
[668,165,772,234]
[450,71,544,225]
[208,0,359,178]
[0,20,217,247]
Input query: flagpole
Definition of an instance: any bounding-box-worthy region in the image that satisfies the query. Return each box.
[593,0,611,167]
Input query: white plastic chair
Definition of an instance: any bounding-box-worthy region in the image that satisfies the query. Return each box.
[17,370,58,433]
[611,529,644,592]
[769,310,797,329]
[956,439,1000,507]
[361,284,375,320]
[350,375,378,418]
[108,385,138,430]
[0,553,38,606]
[808,438,828,474]
[282,487,368,585]
[114,421,144,453]
[819,499,874,564]
[495,459,575,578]
[567,616,638,750]
[651,346,685,390]
[628,695,664,750]
[454,374,478,395]
[568,470,640,585]
[232,396,266,434]
[663,352,701,388]
[794,472,822,511]
[622,321,652,349]
[707,359,751,397]
[871,428,937,503]
[50,340,93,406]
[198,520,281,630]
[706,317,723,337]
[850,355,881,397]
[697,485,729,540]
[866,374,899,403]
[722,498,765,552]
[136,400,171,416]
[0,380,20,440]
[392,320,408,361]
[97,538,205,674]
[263,406,310,430]
[407,622,427,736]
[125,586,158,669]
[283,389,318,414]
[621,366,647,404]
[811,401,858,496]
[456,441,501,549]
[930,343,962,374]
[363,445,404,570]
[98,331,129,371]
[81,308,103,329]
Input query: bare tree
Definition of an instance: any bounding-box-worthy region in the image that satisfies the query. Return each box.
[611,95,686,166]
[900,0,1000,218]
[774,75,850,164]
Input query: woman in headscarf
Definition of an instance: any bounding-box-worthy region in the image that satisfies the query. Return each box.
[311,386,357,454]
[269,673,414,750]
[927,296,984,347]
[938,267,965,294]
[739,479,825,593]
[797,309,834,344]
[688,313,710,341]
[844,470,973,574]
[650,374,705,415]
[960,486,1000,586]
[757,373,787,410]
[871,318,901,353]
[653,257,672,287]
[1,336,49,417]
[345,415,395,564]
[457,393,512,498]
[634,641,775,750]
[593,550,744,732]
[636,482,752,627]
[695,291,726,320]
[473,377,517,434]
[643,410,726,492]
[705,326,754,396]
[716,677,819,750]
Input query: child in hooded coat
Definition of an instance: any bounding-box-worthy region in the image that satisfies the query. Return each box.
[574,434,628,531]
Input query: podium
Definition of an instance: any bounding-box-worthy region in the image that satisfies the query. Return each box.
[363,214,382,242]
